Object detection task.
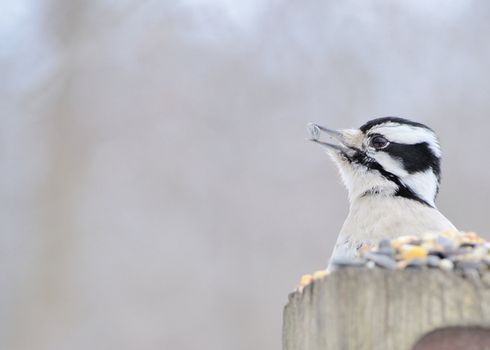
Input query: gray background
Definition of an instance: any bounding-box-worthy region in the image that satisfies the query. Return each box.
[2,1,490,349]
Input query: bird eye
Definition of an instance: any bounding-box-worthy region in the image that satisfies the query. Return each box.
[370,135,389,149]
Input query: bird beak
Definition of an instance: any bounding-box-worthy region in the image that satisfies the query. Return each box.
[307,123,356,156]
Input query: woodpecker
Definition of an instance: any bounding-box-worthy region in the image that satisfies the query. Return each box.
[307,117,456,269]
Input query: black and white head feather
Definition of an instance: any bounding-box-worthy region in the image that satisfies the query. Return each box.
[308,117,442,208]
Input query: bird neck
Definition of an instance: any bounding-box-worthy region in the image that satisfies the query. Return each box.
[342,167,438,208]
[357,187,435,208]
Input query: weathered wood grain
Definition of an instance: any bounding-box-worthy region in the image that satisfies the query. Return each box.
[283,269,490,350]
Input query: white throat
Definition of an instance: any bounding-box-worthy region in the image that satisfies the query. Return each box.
[332,154,438,207]
[332,156,398,203]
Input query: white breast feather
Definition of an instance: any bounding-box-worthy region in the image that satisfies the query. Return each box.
[327,196,455,268]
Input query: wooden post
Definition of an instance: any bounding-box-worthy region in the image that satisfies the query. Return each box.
[283,269,490,350]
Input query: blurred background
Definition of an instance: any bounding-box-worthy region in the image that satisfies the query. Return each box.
[2,0,490,349]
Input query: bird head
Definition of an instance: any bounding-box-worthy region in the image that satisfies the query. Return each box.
[308,117,441,207]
